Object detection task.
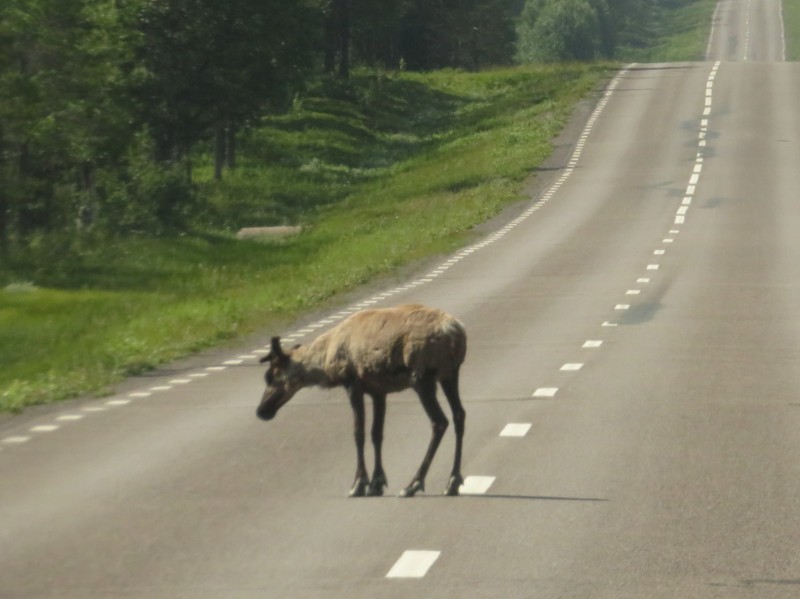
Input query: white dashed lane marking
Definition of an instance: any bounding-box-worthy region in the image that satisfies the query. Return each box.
[30,425,59,433]
[56,414,83,422]
[500,423,532,437]
[533,387,559,398]
[459,476,496,495]
[386,550,441,579]
[2,436,31,444]
[105,399,130,406]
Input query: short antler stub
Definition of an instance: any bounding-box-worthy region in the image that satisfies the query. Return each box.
[259,336,285,363]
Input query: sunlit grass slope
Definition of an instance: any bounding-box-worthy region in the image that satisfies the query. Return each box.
[0,64,611,412]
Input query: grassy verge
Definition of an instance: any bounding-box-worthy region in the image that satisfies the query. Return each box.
[784,0,800,60]
[0,64,613,413]
[618,0,718,63]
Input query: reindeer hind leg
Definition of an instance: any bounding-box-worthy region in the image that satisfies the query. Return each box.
[400,371,449,498]
[440,370,465,496]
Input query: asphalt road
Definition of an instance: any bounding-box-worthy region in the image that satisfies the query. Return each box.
[3,2,800,597]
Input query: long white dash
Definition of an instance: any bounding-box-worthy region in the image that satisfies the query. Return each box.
[57,414,84,421]
[459,476,496,495]
[3,436,31,444]
[386,550,441,578]
[30,425,59,433]
[106,399,131,406]
[500,423,532,437]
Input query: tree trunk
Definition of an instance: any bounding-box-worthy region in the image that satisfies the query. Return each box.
[339,0,351,79]
[214,123,226,181]
[0,179,8,255]
[324,0,351,78]
[77,162,95,230]
[324,0,337,73]
[225,123,236,170]
[0,128,7,254]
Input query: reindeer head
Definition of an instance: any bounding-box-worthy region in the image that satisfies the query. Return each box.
[256,337,306,421]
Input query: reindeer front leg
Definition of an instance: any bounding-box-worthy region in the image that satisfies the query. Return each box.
[367,393,388,496]
[347,385,370,497]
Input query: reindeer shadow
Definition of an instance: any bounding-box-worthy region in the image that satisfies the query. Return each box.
[381,493,608,502]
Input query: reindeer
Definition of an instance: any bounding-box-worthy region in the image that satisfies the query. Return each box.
[256,304,467,497]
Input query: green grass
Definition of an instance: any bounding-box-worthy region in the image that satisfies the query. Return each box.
[618,0,718,63]
[784,0,800,60]
[0,64,613,412]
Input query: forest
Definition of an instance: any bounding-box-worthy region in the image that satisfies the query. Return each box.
[0,0,679,255]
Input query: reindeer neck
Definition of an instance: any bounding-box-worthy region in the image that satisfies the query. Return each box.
[294,343,337,388]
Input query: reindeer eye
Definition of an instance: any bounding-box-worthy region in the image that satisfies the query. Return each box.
[269,370,287,385]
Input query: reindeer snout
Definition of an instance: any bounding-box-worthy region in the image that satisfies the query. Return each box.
[256,398,279,420]
[256,388,287,421]
[256,406,276,421]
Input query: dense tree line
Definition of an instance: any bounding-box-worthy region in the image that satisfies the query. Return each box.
[515,0,661,62]
[0,0,659,252]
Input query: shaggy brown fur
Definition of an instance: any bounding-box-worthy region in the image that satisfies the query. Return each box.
[257,304,467,497]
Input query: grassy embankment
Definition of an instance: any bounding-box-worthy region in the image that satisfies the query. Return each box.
[0,0,725,414]
[784,0,800,60]
[0,65,612,412]
[618,0,717,62]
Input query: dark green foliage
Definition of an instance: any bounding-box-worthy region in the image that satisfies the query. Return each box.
[123,0,319,160]
[0,0,698,259]
[516,0,614,62]
[0,0,319,250]
[393,0,519,70]
[515,0,666,63]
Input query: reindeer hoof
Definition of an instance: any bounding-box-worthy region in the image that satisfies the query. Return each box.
[349,476,370,497]
[367,473,388,497]
[399,479,425,498]
[444,474,464,496]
